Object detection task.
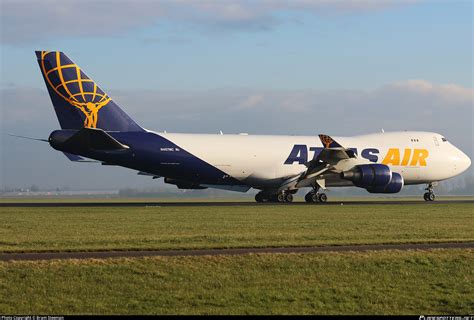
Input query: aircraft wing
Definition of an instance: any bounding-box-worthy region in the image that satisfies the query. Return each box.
[315,134,357,165]
[291,134,360,190]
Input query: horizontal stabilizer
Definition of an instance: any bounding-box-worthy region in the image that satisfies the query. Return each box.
[67,128,129,150]
[49,128,129,152]
[62,152,97,162]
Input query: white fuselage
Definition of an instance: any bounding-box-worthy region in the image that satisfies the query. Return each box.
[156,131,471,189]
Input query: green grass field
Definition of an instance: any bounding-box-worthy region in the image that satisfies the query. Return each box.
[0,249,472,314]
[0,201,472,314]
[0,203,472,253]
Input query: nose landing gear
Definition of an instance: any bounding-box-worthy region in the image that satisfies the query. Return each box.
[423,182,436,201]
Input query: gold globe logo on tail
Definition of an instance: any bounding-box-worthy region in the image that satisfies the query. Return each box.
[40,51,111,128]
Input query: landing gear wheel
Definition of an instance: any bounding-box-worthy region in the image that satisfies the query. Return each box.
[277,193,285,203]
[284,193,294,203]
[305,187,325,204]
[424,183,436,201]
[255,193,264,203]
[318,193,328,203]
[424,192,435,201]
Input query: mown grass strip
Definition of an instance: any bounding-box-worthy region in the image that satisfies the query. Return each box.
[0,204,472,252]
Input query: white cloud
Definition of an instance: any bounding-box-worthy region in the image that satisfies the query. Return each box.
[236,94,265,109]
[390,80,473,104]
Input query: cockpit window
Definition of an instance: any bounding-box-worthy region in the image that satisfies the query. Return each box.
[442,137,447,142]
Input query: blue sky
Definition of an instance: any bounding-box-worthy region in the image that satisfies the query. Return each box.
[2,1,472,90]
[0,0,472,190]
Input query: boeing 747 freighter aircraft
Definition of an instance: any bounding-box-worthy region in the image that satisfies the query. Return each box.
[31,51,471,202]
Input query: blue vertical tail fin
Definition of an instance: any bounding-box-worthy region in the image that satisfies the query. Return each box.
[36,51,143,132]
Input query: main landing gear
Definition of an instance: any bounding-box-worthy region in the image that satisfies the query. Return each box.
[304,187,328,204]
[423,182,436,201]
[255,191,294,203]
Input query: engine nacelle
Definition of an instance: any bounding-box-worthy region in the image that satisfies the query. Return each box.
[341,164,404,194]
[366,172,404,194]
[341,164,392,188]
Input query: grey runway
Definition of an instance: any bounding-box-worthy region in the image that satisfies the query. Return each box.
[1,200,473,207]
[1,242,472,262]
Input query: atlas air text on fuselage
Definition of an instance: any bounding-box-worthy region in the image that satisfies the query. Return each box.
[285,145,429,166]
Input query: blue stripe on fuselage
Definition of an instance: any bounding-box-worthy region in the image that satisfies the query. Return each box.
[78,131,242,185]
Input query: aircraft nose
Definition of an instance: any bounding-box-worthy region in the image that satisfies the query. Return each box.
[461,152,471,171]
[455,150,471,174]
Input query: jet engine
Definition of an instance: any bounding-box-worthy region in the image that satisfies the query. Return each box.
[341,164,404,194]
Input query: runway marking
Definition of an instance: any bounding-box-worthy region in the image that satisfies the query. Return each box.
[1,200,473,207]
[0,242,472,262]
